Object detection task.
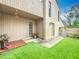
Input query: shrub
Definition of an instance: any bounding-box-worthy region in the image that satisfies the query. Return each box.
[66,33,79,39]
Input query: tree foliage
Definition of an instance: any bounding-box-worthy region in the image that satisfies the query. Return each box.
[73,19,79,27]
[63,4,79,27]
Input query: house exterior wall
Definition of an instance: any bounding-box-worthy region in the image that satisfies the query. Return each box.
[0,0,43,17]
[43,0,64,40]
[0,0,64,41]
[0,14,36,41]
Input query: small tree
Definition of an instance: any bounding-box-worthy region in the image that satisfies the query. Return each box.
[73,19,79,27]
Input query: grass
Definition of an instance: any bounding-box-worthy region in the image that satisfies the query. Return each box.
[0,37,79,59]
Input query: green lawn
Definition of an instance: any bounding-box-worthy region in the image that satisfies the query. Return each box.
[0,37,79,59]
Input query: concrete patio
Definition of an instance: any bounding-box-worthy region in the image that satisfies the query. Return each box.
[40,36,63,48]
[24,36,63,48]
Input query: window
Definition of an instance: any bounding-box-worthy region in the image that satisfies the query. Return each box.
[29,22,33,36]
[49,23,55,36]
[59,27,63,36]
[58,11,60,21]
[49,1,51,17]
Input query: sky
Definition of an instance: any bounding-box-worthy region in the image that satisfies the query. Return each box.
[56,0,79,24]
[56,0,79,13]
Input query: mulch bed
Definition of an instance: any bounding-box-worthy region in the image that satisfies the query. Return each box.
[0,40,26,53]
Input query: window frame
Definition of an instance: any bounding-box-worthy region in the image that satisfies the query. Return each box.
[29,22,33,36]
[58,11,60,21]
[49,1,51,17]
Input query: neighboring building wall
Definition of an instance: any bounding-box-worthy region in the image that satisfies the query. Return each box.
[0,14,36,41]
[0,0,43,17]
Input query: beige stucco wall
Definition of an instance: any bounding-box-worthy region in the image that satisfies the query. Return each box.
[0,14,36,41]
[0,0,43,17]
[36,19,44,38]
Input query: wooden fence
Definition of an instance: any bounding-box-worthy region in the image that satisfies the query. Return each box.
[65,28,79,35]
